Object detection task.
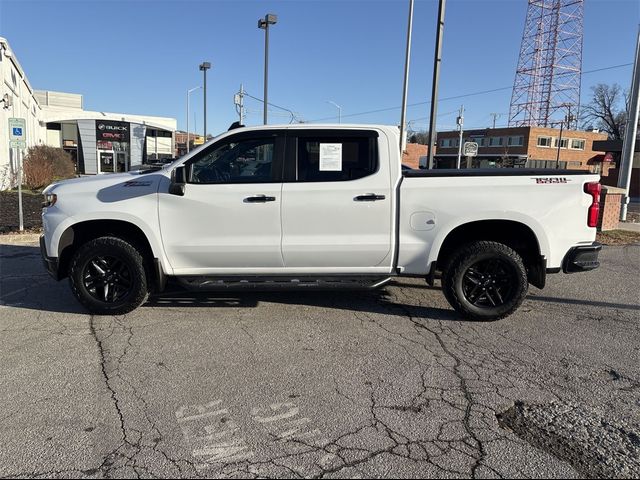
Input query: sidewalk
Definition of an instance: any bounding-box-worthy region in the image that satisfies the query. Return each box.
[617,222,640,233]
[0,232,41,244]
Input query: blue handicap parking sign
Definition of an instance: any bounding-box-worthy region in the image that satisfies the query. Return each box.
[12,127,23,136]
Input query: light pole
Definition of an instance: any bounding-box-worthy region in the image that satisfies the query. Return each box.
[258,13,277,125]
[186,86,201,154]
[199,62,211,140]
[427,0,446,169]
[619,25,640,221]
[326,100,342,123]
[399,0,414,155]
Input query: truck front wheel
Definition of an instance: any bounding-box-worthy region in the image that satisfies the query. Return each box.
[68,236,149,315]
[442,241,528,321]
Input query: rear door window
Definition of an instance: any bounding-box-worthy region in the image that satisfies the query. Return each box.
[293,132,378,182]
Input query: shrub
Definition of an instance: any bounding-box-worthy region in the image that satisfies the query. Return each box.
[23,146,75,190]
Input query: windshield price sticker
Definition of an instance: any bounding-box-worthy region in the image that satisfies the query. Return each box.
[319,143,342,171]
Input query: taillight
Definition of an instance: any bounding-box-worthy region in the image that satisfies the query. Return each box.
[584,182,601,228]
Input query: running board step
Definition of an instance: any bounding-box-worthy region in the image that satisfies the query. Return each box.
[175,276,392,291]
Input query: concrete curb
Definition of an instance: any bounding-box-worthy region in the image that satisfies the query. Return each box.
[0,233,41,245]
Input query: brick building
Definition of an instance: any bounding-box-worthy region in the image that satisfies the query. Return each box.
[175,131,206,158]
[594,137,640,197]
[401,143,430,169]
[434,126,608,170]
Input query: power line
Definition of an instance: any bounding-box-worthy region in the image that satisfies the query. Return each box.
[243,91,303,123]
[306,62,633,123]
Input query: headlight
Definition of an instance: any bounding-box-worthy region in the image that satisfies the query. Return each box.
[42,193,57,208]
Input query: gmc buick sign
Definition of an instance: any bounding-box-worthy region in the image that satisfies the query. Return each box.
[96,121,130,142]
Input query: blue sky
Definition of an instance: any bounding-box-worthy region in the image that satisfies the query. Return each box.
[0,0,638,136]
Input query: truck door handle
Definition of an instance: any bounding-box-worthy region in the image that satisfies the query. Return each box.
[244,195,276,203]
[354,193,385,202]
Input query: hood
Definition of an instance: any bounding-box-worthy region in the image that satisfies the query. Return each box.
[43,168,168,194]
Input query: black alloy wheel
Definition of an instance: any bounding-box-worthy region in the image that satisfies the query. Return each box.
[461,258,516,308]
[69,236,149,315]
[442,241,529,321]
[82,255,133,303]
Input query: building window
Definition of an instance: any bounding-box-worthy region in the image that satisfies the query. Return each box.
[440,138,456,148]
[508,136,524,146]
[553,138,569,148]
[489,136,503,147]
[466,137,483,146]
[537,136,552,147]
[570,139,585,150]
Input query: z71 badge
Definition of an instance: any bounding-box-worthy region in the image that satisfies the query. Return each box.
[123,180,153,187]
[533,177,570,184]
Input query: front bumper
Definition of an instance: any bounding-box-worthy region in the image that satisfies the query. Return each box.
[562,242,602,273]
[40,234,60,280]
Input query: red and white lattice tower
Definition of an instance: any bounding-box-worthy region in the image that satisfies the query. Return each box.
[508,0,584,128]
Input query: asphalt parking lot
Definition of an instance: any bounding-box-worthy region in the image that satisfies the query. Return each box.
[0,239,638,479]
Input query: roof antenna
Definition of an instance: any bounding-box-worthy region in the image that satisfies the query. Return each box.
[228,121,244,131]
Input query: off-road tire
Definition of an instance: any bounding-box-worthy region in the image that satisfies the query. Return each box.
[69,236,149,315]
[442,241,528,321]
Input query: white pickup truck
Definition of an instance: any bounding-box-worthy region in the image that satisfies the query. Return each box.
[40,124,602,320]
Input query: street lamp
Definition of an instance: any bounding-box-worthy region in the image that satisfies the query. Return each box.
[326,100,342,123]
[199,61,211,140]
[186,86,201,154]
[258,13,277,125]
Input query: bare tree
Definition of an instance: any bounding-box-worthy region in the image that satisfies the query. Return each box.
[581,83,629,140]
[409,131,430,145]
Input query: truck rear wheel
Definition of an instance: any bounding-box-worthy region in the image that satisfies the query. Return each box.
[442,241,528,321]
[68,236,149,315]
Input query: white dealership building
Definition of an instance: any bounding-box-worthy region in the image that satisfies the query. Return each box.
[1,37,177,189]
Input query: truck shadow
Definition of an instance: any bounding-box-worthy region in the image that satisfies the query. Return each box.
[147,285,461,322]
[1,244,459,320]
[3,244,637,320]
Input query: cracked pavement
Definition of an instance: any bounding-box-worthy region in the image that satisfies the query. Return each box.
[0,240,638,478]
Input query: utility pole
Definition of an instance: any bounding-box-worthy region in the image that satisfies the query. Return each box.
[234,84,246,125]
[456,105,464,169]
[555,106,574,169]
[618,25,640,221]
[490,112,500,129]
[399,0,415,156]
[555,119,564,169]
[427,0,446,169]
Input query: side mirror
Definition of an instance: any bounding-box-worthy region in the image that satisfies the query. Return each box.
[169,165,186,196]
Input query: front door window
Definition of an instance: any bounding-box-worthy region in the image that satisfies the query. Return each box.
[189,138,275,184]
